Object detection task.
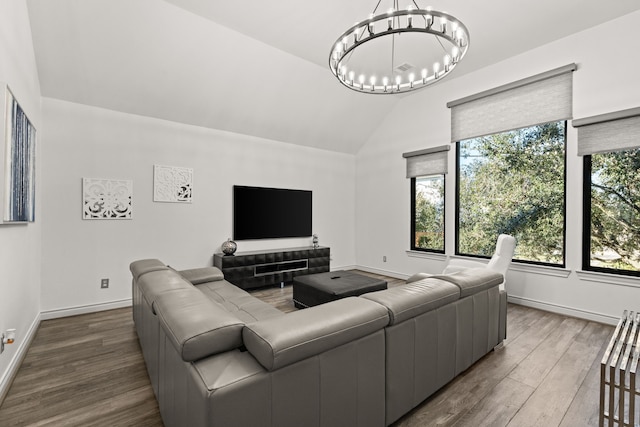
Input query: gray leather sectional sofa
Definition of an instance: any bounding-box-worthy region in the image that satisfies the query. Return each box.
[130,259,507,427]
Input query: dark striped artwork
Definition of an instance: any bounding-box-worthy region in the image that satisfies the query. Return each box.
[3,88,36,222]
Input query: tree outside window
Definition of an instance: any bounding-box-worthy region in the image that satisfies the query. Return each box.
[584,148,640,275]
[456,121,566,265]
[411,175,445,252]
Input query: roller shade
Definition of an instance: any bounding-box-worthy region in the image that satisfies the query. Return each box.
[573,107,640,156]
[403,145,450,178]
[447,64,576,142]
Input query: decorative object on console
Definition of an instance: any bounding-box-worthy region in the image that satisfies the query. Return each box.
[1,84,36,223]
[312,234,319,249]
[82,178,133,220]
[329,0,469,94]
[153,164,193,203]
[221,238,237,256]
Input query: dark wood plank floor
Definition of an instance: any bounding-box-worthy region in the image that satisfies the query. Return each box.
[0,271,613,426]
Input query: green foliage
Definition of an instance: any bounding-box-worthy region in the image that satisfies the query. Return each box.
[589,149,640,271]
[414,176,444,251]
[458,122,566,263]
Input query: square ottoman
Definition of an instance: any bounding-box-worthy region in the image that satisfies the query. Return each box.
[293,270,388,308]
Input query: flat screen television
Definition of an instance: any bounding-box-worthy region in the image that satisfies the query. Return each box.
[233,185,312,240]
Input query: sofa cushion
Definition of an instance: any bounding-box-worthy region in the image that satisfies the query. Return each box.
[432,268,503,298]
[130,259,169,281]
[196,281,284,322]
[178,266,225,285]
[361,279,460,325]
[155,287,245,362]
[243,297,389,371]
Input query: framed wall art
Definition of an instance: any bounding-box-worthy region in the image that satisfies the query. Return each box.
[153,164,193,203]
[82,178,133,220]
[1,84,36,223]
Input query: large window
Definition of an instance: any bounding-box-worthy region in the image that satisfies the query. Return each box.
[411,175,445,252]
[583,149,640,276]
[456,121,566,265]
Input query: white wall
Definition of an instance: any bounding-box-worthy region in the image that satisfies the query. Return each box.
[0,0,42,399]
[355,10,640,324]
[40,98,356,316]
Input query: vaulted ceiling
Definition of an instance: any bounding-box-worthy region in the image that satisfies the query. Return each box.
[26,0,640,153]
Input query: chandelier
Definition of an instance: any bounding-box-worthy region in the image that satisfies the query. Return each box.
[329,1,469,94]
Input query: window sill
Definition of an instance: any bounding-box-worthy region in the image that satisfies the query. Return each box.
[576,270,640,289]
[405,250,447,261]
[508,262,572,278]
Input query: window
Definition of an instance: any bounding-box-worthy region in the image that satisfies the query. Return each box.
[456,121,566,265]
[403,145,449,253]
[575,107,640,277]
[583,149,640,276]
[411,175,445,252]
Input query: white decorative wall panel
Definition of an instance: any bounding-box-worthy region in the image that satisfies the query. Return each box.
[153,164,193,203]
[82,178,133,219]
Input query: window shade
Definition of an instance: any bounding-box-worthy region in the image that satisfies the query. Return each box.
[573,107,640,156]
[403,145,450,178]
[447,64,576,142]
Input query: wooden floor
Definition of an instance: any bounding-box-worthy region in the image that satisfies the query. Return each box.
[0,271,613,426]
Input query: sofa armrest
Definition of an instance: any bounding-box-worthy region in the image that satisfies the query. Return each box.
[130,259,169,281]
[243,297,389,371]
[406,272,434,284]
[155,287,244,362]
[177,266,225,284]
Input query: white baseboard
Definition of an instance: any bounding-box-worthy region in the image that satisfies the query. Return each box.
[0,312,40,405]
[508,294,619,325]
[40,298,132,321]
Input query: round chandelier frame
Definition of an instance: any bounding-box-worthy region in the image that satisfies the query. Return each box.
[329,6,470,94]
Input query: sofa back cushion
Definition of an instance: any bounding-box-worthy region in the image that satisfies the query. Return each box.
[155,287,245,362]
[361,279,460,325]
[432,268,503,298]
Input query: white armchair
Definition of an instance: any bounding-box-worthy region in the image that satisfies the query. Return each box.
[408,234,516,291]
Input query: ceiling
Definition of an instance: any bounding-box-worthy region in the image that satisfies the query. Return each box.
[26,0,640,154]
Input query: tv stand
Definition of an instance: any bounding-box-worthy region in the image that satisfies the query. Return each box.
[213,246,330,290]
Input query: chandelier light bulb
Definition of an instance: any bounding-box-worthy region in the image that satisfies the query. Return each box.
[328,4,469,94]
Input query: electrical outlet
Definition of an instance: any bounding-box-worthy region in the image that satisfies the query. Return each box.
[101,278,109,289]
[383,255,387,262]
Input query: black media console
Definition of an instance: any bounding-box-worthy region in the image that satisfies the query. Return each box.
[213,246,330,290]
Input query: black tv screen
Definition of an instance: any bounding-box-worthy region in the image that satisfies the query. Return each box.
[233,186,312,240]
